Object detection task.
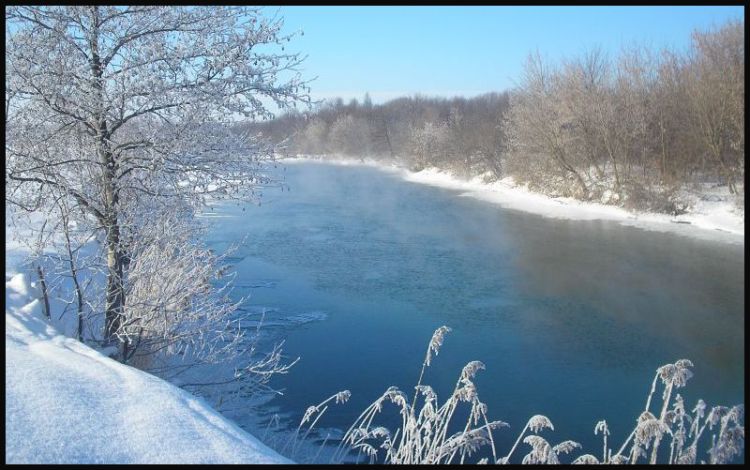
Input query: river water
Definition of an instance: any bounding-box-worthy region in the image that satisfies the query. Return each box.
[203,161,744,462]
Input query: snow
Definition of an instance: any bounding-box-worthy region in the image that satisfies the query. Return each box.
[5,269,292,463]
[283,155,744,244]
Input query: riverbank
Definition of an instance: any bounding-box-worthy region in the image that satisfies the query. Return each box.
[281,155,744,244]
[5,216,292,464]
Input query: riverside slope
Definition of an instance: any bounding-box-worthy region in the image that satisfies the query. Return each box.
[5,271,292,464]
[283,156,743,244]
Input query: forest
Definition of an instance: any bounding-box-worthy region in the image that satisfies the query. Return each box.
[250,19,744,215]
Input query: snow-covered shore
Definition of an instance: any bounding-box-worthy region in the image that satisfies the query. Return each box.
[5,250,291,463]
[281,155,744,244]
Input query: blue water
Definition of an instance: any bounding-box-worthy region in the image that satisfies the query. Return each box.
[204,162,744,462]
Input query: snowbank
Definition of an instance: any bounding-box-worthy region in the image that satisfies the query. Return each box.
[5,272,292,464]
[283,156,744,244]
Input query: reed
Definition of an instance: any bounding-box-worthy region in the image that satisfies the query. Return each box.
[326,326,744,464]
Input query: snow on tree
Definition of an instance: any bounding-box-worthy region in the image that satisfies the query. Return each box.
[5,6,310,374]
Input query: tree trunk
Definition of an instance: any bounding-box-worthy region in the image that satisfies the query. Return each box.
[89,6,127,357]
[571,167,589,200]
[659,113,669,183]
[36,264,51,319]
[485,147,503,180]
[104,222,125,345]
[100,137,127,355]
[61,213,85,342]
[552,147,589,199]
[611,155,621,193]
[382,117,395,158]
[716,150,736,195]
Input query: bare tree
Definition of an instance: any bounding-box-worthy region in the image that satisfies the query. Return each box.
[373,109,396,158]
[505,52,589,198]
[684,20,744,194]
[560,48,609,185]
[6,6,311,358]
[257,19,742,212]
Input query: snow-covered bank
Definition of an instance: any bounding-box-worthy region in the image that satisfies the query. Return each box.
[5,271,291,464]
[282,156,744,244]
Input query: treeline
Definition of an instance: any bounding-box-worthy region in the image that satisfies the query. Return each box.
[249,91,510,179]
[250,19,744,214]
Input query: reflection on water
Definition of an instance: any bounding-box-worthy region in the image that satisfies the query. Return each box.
[204,162,744,461]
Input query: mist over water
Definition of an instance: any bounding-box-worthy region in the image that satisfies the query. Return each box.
[204,162,744,460]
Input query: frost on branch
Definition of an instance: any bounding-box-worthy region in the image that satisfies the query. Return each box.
[330,330,743,464]
[5,6,310,389]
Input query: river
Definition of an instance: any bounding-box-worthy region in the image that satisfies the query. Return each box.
[203,161,744,463]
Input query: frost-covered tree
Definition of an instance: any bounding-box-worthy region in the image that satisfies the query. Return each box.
[6,6,311,358]
[296,117,329,155]
[409,121,452,171]
[328,114,373,156]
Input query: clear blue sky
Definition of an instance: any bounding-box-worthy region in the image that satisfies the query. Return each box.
[274,5,743,105]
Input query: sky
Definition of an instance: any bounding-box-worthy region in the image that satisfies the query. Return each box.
[274,5,744,106]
